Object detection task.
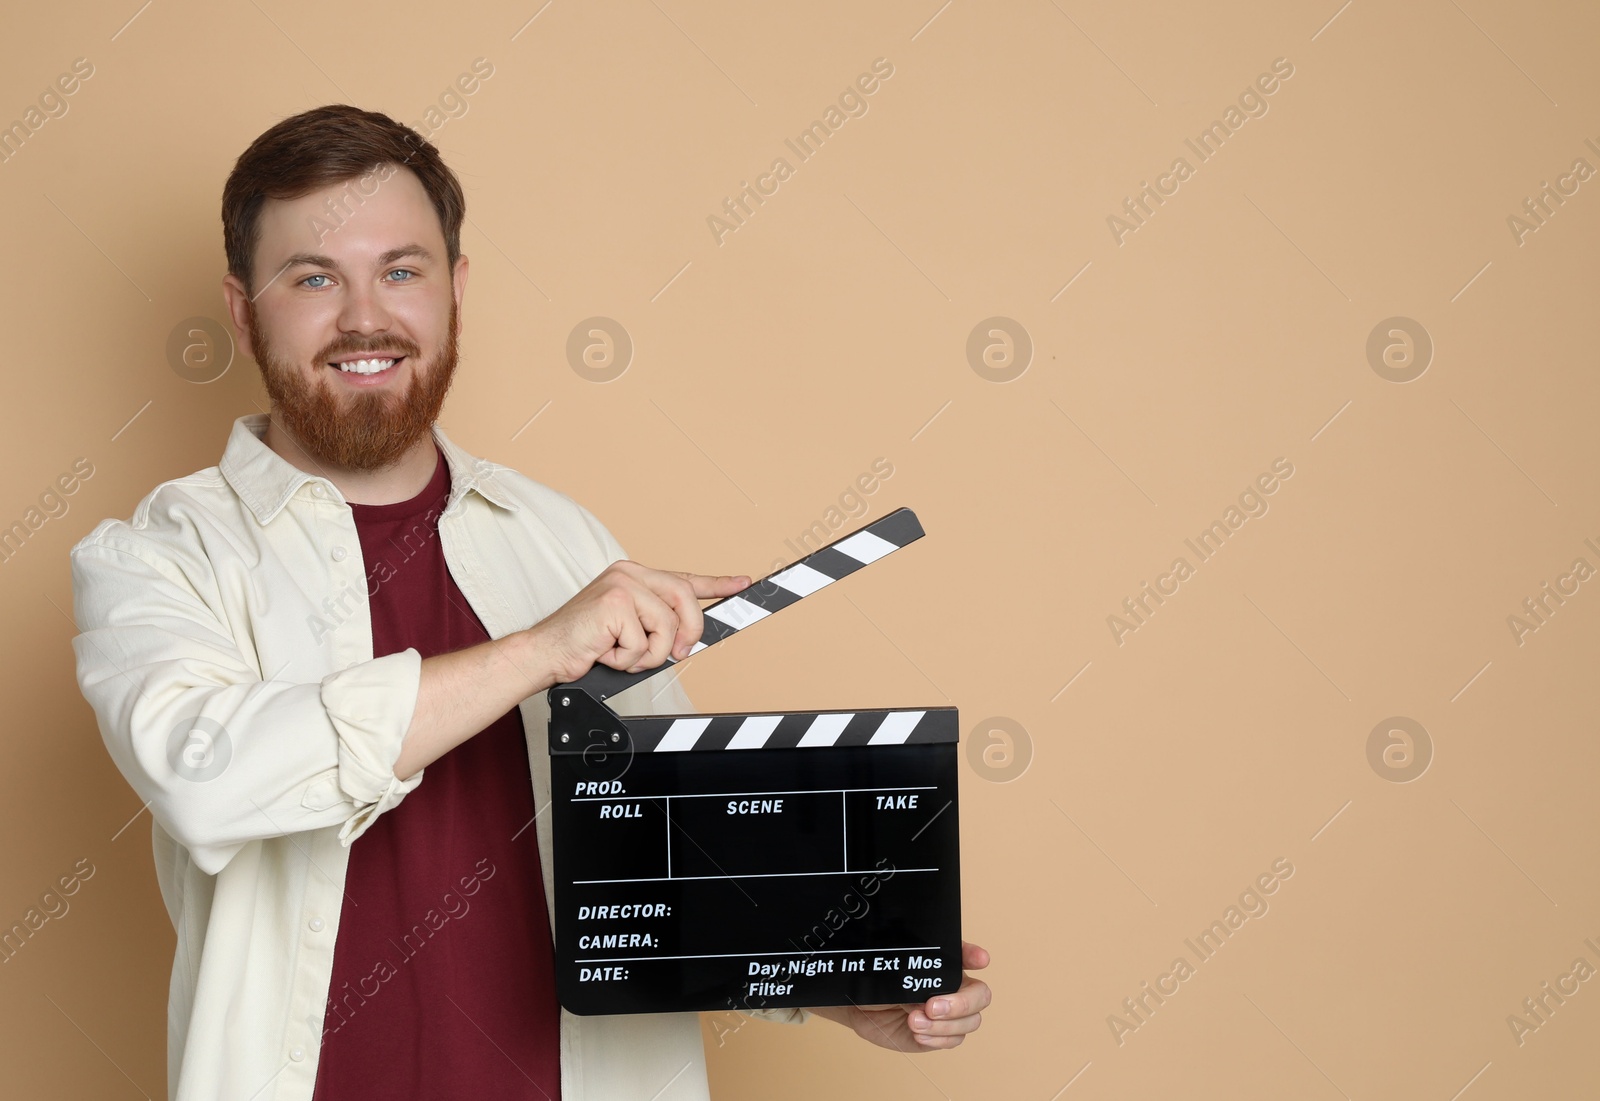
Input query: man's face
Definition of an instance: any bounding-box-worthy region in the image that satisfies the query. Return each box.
[225,165,466,472]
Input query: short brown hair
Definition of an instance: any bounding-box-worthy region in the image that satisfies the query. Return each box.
[221,104,465,296]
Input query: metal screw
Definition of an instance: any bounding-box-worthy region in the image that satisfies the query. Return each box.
[610,732,621,743]
[560,733,570,743]
[561,697,570,707]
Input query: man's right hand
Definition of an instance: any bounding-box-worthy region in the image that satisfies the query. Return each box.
[394,562,750,781]
[529,561,752,687]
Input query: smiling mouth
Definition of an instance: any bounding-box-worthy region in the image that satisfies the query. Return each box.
[328,355,405,375]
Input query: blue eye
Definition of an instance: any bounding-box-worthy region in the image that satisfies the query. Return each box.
[300,274,331,289]
[386,269,416,282]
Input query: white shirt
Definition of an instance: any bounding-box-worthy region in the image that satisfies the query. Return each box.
[69,413,804,1101]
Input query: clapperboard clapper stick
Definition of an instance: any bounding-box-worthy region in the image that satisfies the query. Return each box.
[547,506,963,1016]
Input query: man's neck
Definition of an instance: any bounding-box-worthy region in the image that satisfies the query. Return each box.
[263,416,440,506]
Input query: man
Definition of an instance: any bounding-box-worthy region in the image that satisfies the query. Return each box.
[70,104,989,1100]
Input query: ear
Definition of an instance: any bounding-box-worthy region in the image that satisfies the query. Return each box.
[220,273,256,362]
[451,253,469,339]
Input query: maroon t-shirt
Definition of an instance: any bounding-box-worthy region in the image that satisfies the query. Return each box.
[312,444,560,1100]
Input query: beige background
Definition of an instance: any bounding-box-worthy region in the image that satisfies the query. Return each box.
[2,0,1597,1097]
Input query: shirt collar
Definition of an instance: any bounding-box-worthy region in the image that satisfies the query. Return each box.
[218,413,520,525]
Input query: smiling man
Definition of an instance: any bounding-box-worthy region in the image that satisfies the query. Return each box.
[69,105,989,1101]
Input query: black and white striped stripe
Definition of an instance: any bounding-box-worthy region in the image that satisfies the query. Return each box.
[560,507,926,700]
[622,706,957,753]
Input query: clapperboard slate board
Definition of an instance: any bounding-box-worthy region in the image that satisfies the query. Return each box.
[546,507,962,1015]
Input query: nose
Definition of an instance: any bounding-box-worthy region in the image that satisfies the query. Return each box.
[336,274,394,338]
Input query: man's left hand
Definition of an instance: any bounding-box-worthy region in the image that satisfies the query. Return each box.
[812,941,991,1052]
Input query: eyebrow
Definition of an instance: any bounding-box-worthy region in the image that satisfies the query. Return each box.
[278,243,435,273]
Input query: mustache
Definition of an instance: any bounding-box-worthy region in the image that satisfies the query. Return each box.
[317,337,422,361]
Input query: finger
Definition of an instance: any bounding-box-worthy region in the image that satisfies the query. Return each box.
[646,572,709,660]
[910,1031,969,1050]
[961,941,991,970]
[924,978,991,1022]
[601,603,649,672]
[625,587,681,673]
[670,570,753,600]
[906,1007,982,1038]
[651,572,751,659]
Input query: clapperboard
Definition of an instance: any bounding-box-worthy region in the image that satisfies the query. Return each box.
[546,507,963,1016]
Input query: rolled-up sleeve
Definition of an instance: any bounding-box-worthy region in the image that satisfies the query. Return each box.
[321,651,425,844]
[71,537,424,874]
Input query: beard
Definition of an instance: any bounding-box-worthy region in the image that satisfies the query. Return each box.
[249,298,459,472]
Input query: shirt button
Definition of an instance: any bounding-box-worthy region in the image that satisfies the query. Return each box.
[308,917,325,932]
[330,546,347,562]
[311,484,325,498]
[289,1047,305,1061]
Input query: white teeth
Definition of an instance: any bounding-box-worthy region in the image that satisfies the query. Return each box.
[335,358,396,375]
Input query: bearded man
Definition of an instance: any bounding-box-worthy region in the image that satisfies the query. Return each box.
[69,104,989,1101]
